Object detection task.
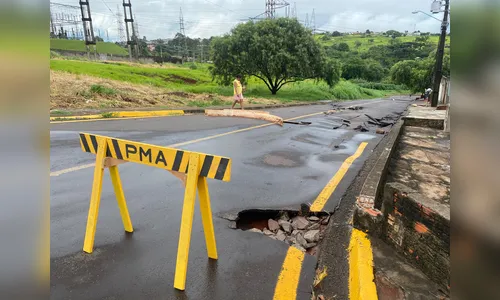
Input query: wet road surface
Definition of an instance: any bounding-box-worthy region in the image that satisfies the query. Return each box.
[50,98,411,299]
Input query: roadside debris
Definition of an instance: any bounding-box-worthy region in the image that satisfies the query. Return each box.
[205,109,283,126]
[354,123,370,132]
[283,121,311,125]
[376,128,386,134]
[313,266,328,287]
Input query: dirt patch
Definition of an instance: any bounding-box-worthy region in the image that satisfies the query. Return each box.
[50,70,194,110]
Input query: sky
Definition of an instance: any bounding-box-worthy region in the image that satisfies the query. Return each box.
[52,0,446,42]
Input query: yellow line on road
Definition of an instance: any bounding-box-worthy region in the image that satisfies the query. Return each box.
[273,246,305,300]
[309,142,368,212]
[50,115,169,124]
[50,111,325,177]
[349,229,378,300]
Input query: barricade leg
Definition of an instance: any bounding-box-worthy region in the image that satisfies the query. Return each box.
[83,137,107,253]
[174,153,200,291]
[109,165,133,233]
[197,176,218,260]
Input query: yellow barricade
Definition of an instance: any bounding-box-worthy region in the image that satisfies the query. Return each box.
[78,132,232,291]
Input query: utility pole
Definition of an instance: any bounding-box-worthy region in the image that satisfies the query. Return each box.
[133,14,140,57]
[122,0,137,60]
[79,0,97,59]
[199,42,205,63]
[431,0,450,107]
[179,7,187,63]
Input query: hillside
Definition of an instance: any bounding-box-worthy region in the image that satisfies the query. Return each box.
[315,33,448,52]
[50,59,407,110]
[50,39,129,56]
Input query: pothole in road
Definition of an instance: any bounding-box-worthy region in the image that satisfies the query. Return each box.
[226,209,330,256]
[259,150,304,168]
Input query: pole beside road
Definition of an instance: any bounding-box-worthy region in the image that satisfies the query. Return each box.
[431,0,450,107]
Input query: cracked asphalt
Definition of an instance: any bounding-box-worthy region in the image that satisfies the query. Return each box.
[50,98,411,299]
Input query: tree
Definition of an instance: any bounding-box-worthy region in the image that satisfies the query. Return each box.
[95,36,104,42]
[364,60,386,82]
[390,59,434,93]
[368,39,374,43]
[331,31,343,37]
[365,29,371,34]
[210,18,324,95]
[321,34,331,41]
[355,41,362,48]
[390,60,418,87]
[386,30,402,38]
[322,59,342,87]
[341,56,366,80]
[336,42,350,52]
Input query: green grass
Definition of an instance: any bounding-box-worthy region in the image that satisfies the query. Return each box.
[101,112,117,118]
[51,59,408,103]
[316,34,449,52]
[50,39,129,56]
[90,84,117,96]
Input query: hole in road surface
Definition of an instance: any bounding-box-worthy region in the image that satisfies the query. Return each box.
[230,209,331,256]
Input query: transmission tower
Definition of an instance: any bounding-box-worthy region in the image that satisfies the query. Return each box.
[305,13,309,29]
[311,9,316,34]
[123,0,138,60]
[291,2,297,19]
[179,7,188,62]
[79,0,97,59]
[265,0,290,19]
[50,2,83,40]
[116,4,126,42]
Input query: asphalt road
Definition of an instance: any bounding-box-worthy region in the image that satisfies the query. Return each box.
[50,98,411,300]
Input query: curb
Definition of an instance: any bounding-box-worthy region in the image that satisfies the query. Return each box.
[349,229,378,300]
[49,101,333,121]
[50,110,185,122]
[353,114,406,235]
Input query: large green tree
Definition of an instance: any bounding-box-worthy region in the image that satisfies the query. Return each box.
[210,18,324,94]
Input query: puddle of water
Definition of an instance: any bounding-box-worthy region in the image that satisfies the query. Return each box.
[352,133,377,142]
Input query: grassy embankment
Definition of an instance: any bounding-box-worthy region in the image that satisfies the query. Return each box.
[50,59,408,111]
[50,39,129,56]
[315,34,448,52]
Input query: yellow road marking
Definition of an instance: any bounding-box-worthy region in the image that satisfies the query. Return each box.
[273,246,305,300]
[309,142,368,212]
[50,163,95,177]
[50,115,170,124]
[349,229,378,300]
[50,110,184,123]
[50,111,325,177]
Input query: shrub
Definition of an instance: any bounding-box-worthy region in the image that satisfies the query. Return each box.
[90,84,117,96]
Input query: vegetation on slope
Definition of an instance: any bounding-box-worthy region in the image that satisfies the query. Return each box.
[50,39,129,56]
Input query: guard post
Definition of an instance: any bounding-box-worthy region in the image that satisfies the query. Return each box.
[78,132,232,291]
